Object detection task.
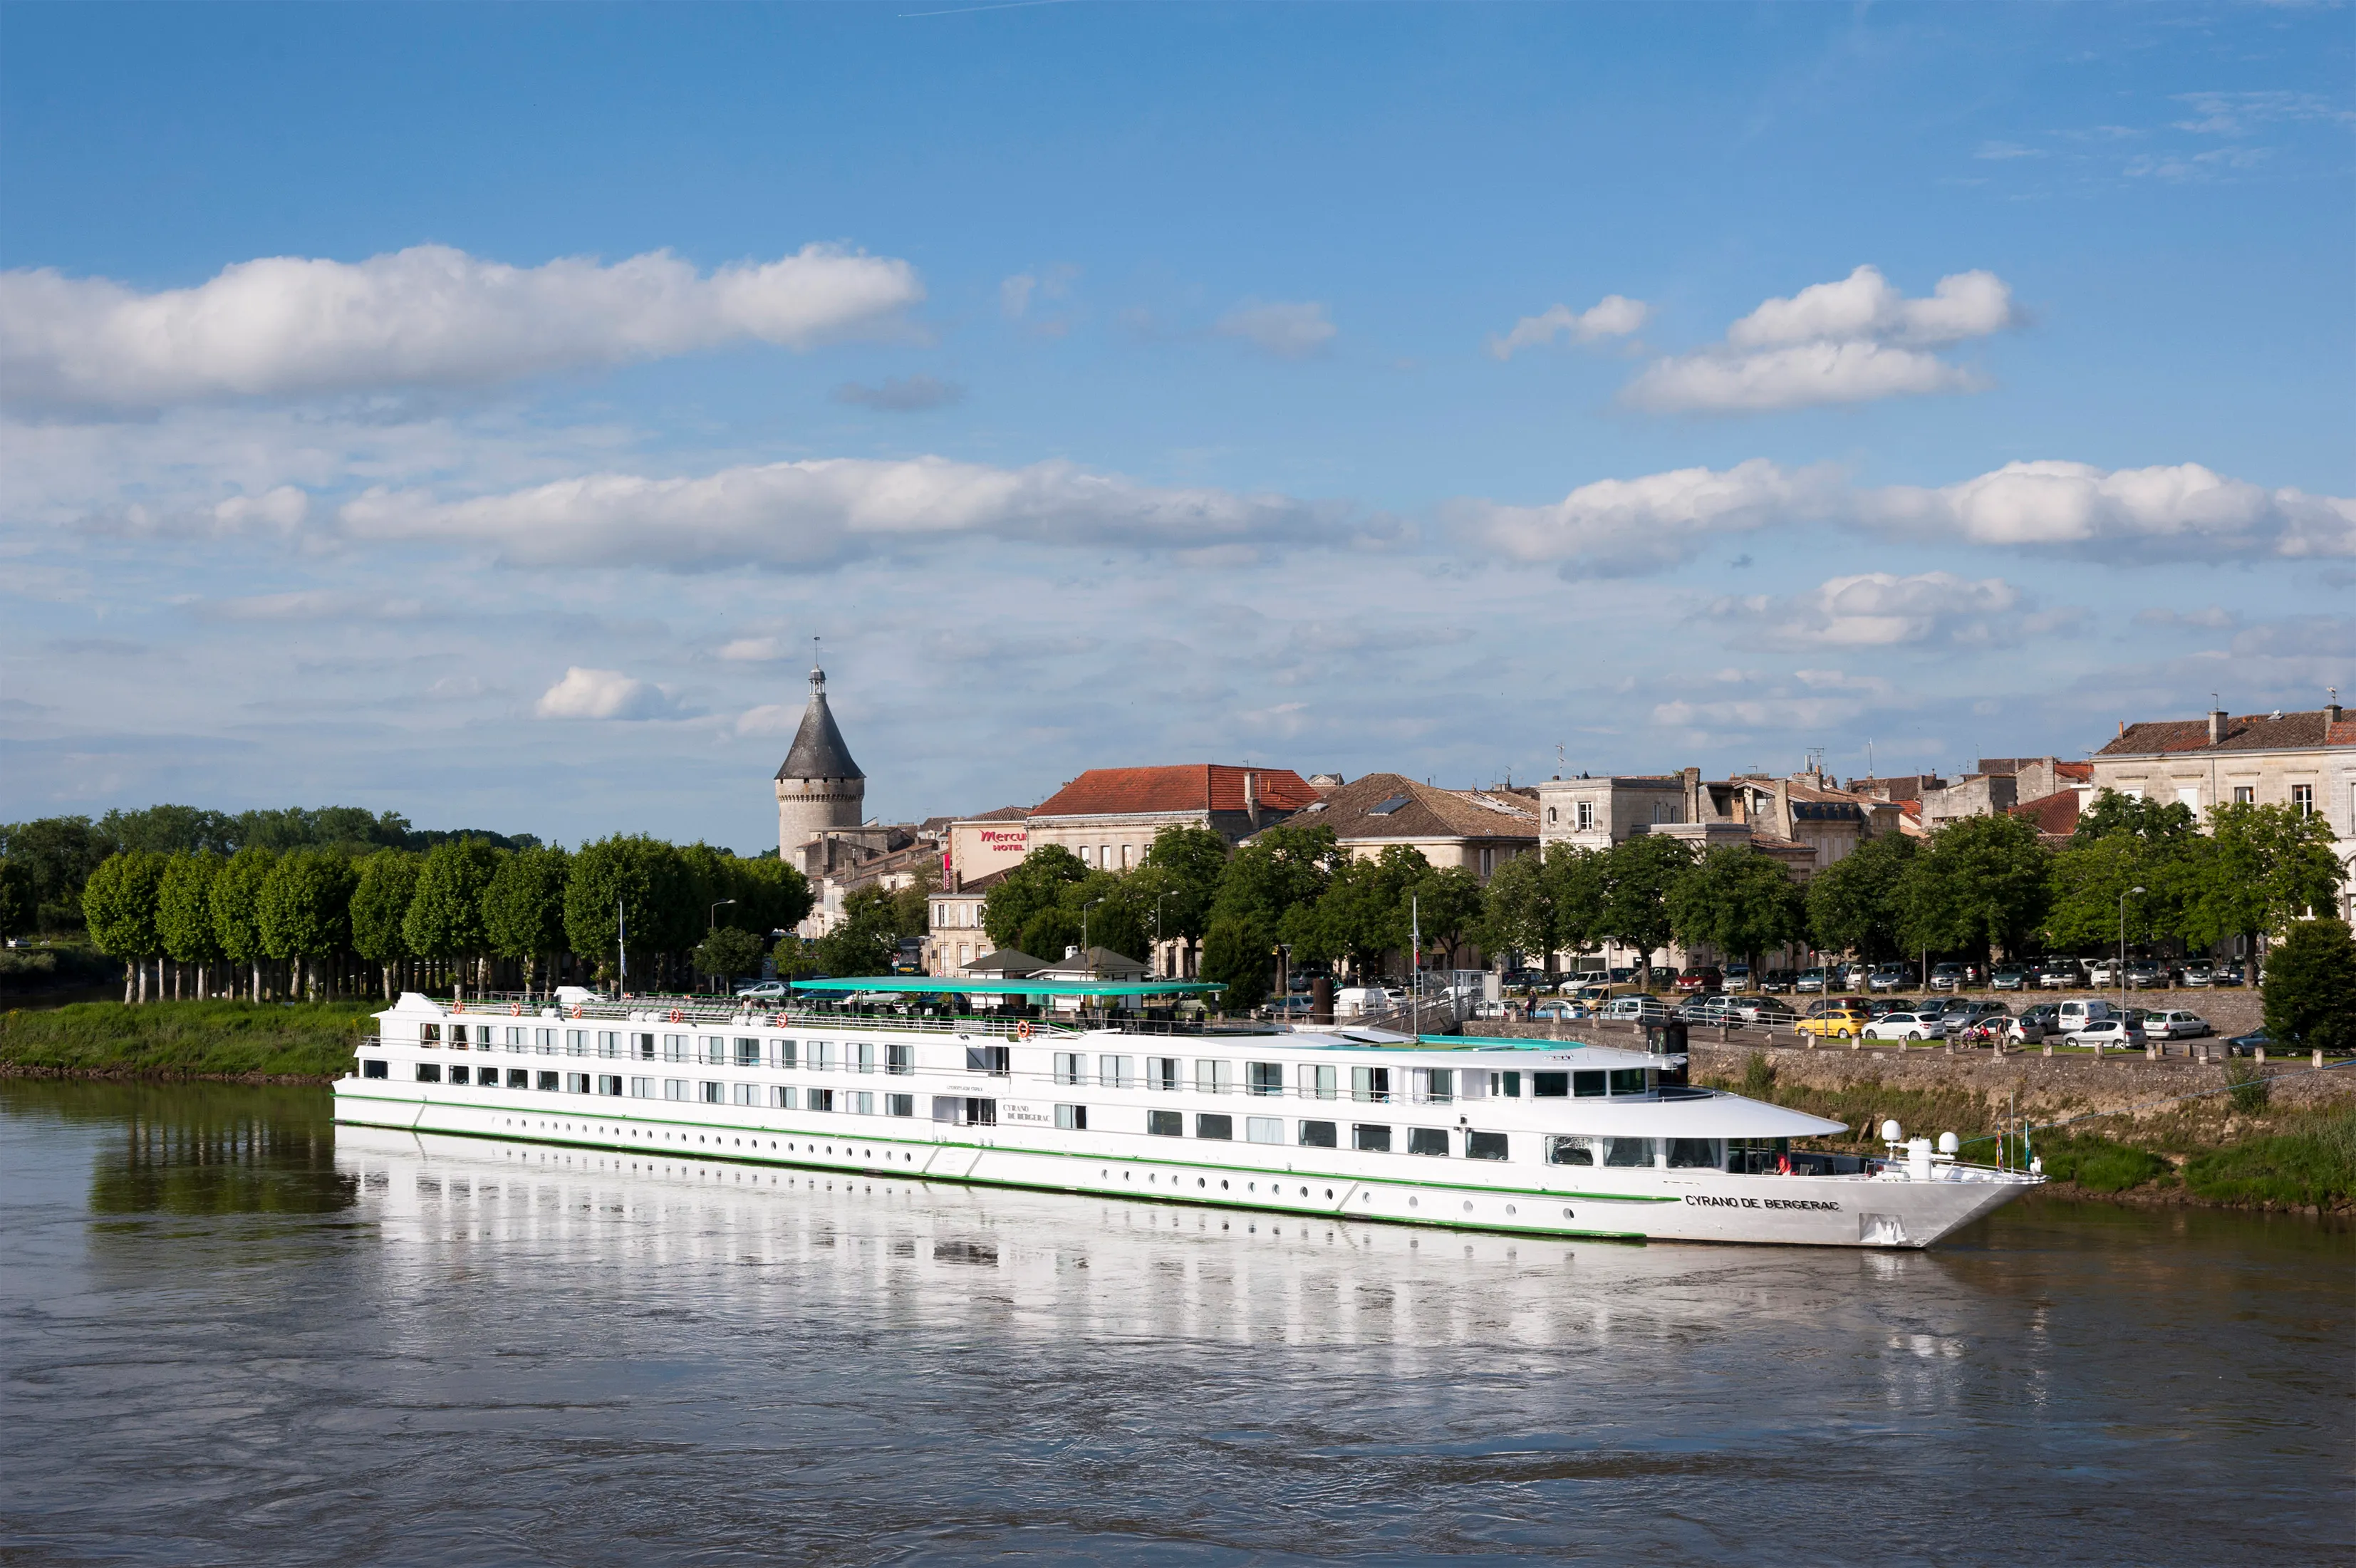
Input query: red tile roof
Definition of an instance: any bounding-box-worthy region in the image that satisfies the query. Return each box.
[2100,710,2356,756]
[1031,764,1319,819]
[1292,773,1537,842]
[2055,760,2092,782]
[2008,789,2082,841]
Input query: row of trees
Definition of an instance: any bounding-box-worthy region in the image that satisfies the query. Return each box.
[1,804,538,938]
[76,836,811,1003]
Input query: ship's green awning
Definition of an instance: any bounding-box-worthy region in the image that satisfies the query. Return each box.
[784,976,1223,999]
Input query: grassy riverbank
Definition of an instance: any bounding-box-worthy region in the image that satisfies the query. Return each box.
[0,1000,373,1080]
[1704,1054,2356,1212]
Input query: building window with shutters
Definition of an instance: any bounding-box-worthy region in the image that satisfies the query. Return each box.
[2292,784,2314,816]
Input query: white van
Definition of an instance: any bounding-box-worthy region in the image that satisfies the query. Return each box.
[1334,986,1402,1018]
[2055,999,2115,1032]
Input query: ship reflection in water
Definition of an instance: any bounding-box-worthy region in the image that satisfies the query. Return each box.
[4,1084,2345,1567]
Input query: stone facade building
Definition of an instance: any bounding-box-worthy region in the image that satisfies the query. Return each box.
[1025,764,1320,871]
[1281,773,1539,880]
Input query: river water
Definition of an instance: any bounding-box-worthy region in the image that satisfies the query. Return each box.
[1,1081,2345,1567]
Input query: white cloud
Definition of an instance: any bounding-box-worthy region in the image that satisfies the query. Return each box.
[203,588,427,623]
[0,242,923,408]
[1865,460,2356,559]
[1721,571,2024,648]
[831,374,964,412]
[2134,606,2236,630]
[534,666,678,721]
[1485,295,1649,360]
[1621,264,2017,414]
[733,703,802,737]
[1462,458,1842,577]
[717,637,793,663]
[339,455,1346,571]
[1214,299,1336,359]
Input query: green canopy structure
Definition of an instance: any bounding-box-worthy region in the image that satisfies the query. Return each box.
[784,976,1223,1000]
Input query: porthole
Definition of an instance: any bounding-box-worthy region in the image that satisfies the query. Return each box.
[1463,1200,1473,1213]
[1301,1186,1309,1197]
[1562,1207,1574,1219]
[1197,1178,1206,1188]
[1408,1197,1419,1208]
[1506,1204,1518,1217]
[1220,1180,1229,1190]
[1325,1188,1334,1199]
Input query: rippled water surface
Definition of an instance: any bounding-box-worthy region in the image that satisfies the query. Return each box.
[1,1081,2347,1566]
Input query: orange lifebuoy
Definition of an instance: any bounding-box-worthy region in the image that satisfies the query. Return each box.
[571,1004,583,1019]
[451,1001,465,1014]
[668,1009,684,1024]
[1016,1020,1033,1040]
[510,1003,522,1017]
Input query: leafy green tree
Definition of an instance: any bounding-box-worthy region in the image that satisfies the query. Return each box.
[257,848,357,1001]
[350,849,422,997]
[156,851,224,995]
[2044,832,2194,953]
[1017,907,1082,963]
[816,885,908,977]
[1137,824,1232,945]
[403,840,502,992]
[0,856,33,940]
[1805,831,1920,961]
[98,805,240,855]
[1285,846,1426,979]
[0,814,116,933]
[483,844,571,992]
[565,835,697,990]
[1895,812,2053,961]
[2184,801,2347,960]
[82,850,168,1002]
[1667,845,1805,970]
[210,846,277,1001]
[772,935,824,978]
[1411,864,1487,970]
[694,925,769,989]
[2071,790,2199,848]
[2259,918,2356,1053]
[1599,834,1695,983]
[1478,851,1558,974]
[1200,913,1273,1012]
[732,854,815,938]
[1210,823,1339,931]
[982,845,1088,949]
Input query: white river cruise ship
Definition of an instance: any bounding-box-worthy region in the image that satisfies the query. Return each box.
[333,977,2041,1248]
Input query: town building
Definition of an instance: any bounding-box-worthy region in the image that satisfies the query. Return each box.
[1532,767,1894,878]
[1024,764,1320,870]
[1916,757,2092,830]
[774,660,866,859]
[1282,773,1539,880]
[2092,701,2356,921]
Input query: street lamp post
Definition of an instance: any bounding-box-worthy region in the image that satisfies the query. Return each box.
[2119,884,2146,1021]
[1154,893,1169,980]
[709,899,735,931]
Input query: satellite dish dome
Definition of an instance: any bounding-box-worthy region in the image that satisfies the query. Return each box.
[1937,1132,1960,1155]
[1881,1119,1903,1143]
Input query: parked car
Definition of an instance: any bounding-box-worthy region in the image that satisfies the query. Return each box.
[2144,1009,2212,1040]
[2006,1013,2051,1045]
[1794,967,1829,994]
[2124,960,2168,990]
[1927,962,1970,992]
[1676,995,1743,1025]
[2212,962,2248,988]
[1862,1011,1941,1043]
[1867,964,1911,993]
[2086,959,2119,986]
[1599,995,1671,1023]
[1758,970,1797,994]
[2038,959,2083,990]
[1528,1000,1591,1022]
[1673,966,1723,994]
[1864,996,1919,1017]
[1796,1003,1873,1042]
[2179,962,2216,988]
[2066,1017,2145,1049]
[1733,997,1797,1024]
[1989,966,2028,992]
[1721,963,1753,991]
[2226,1027,2275,1054]
[733,980,792,1000]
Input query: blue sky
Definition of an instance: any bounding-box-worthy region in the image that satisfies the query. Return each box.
[4,1,2350,852]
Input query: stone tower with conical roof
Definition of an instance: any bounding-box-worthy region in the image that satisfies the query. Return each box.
[774,658,866,859]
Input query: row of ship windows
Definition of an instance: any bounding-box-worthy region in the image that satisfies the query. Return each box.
[404,1032,1654,1103]
[367,1061,1711,1168]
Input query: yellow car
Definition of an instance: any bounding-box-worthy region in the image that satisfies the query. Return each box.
[1795,1005,1873,1042]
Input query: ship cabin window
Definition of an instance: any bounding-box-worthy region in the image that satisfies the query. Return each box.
[566,1074,591,1094]
[1195,1060,1233,1095]
[1056,1104,1087,1131]
[508,1069,529,1089]
[1534,1073,1569,1099]
[1195,1113,1233,1141]
[1099,1055,1134,1089]
[663,1034,687,1062]
[1247,1062,1283,1096]
[1465,1131,1508,1161]
[1299,1064,1338,1101]
[735,1038,761,1067]
[1148,1110,1183,1137]
[1298,1120,1339,1148]
[630,1077,655,1099]
[853,1042,875,1074]
[733,1082,759,1106]
[887,1044,912,1076]
[506,1027,526,1049]
[887,1094,914,1117]
[600,1075,623,1096]
[449,1066,469,1085]
[417,1063,442,1082]
[1246,1116,1282,1143]
[421,1024,440,1044]
[1353,1124,1392,1153]
[635,1033,655,1060]
[963,1044,1009,1076]
[772,1039,798,1069]
[1489,1071,1520,1098]
[809,1088,836,1113]
[597,1032,618,1059]
[1407,1127,1449,1157]
[702,1037,727,1066]
[1054,1052,1085,1086]
[1547,1136,1593,1167]
[847,1091,874,1115]
[363,1059,388,1079]
[1666,1138,1716,1168]
[1351,1066,1390,1104]
[664,1079,687,1101]
[536,1028,556,1052]
[1609,1069,1649,1096]
[1604,1137,1655,1168]
[1416,1069,1453,1104]
[813,1042,839,1071]
[1575,1071,1607,1098]
[540,1071,562,1092]
[770,1086,796,1109]
[447,1026,467,1047]
[699,1081,724,1104]
[1148,1056,1181,1091]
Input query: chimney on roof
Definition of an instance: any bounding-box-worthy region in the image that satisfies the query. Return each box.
[2328,689,2342,727]
[1243,770,1259,830]
[2207,706,2228,745]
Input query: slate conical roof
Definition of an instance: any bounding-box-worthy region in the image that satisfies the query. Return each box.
[775,665,863,782]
